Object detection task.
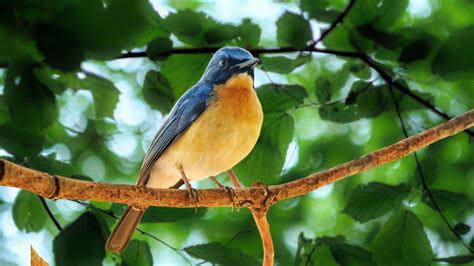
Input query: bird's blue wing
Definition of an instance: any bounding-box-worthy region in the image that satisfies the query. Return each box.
[137,82,213,185]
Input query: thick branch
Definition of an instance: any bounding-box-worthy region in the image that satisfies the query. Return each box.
[0,110,472,209]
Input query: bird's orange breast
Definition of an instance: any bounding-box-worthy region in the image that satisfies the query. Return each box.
[147,73,263,188]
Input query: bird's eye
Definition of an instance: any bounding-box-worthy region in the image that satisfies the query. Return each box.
[218,60,226,69]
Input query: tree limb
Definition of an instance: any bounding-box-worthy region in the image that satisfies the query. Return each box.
[118,47,474,137]
[1,110,472,266]
[1,110,472,210]
[251,209,274,266]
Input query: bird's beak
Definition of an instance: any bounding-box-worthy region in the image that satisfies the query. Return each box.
[234,58,260,69]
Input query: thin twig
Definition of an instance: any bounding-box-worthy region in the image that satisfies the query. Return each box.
[38,196,62,231]
[224,226,256,246]
[118,46,470,137]
[71,200,192,265]
[388,87,474,253]
[312,0,357,46]
[358,55,474,137]
[305,243,319,266]
[118,47,361,59]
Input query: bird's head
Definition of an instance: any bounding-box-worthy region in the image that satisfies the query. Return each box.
[200,46,259,85]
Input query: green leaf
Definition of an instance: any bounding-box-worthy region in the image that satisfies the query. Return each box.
[1,64,57,155]
[142,70,175,113]
[260,54,311,74]
[120,240,153,266]
[350,62,372,80]
[237,18,261,47]
[12,191,47,232]
[316,236,345,246]
[454,223,471,235]
[184,242,259,265]
[33,67,67,94]
[421,189,471,211]
[414,155,438,187]
[372,210,433,266]
[161,54,212,98]
[142,207,207,223]
[323,27,355,51]
[27,155,75,177]
[234,113,294,183]
[355,24,402,50]
[89,205,111,240]
[347,0,408,29]
[162,9,237,46]
[34,25,84,71]
[110,204,207,223]
[399,38,436,64]
[54,212,106,266]
[306,245,339,266]
[57,0,156,59]
[162,9,209,44]
[432,26,474,78]
[319,82,388,123]
[300,0,341,23]
[276,12,312,49]
[4,64,58,130]
[315,77,331,104]
[0,28,42,62]
[331,243,376,266]
[343,182,411,223]
[435,255,474,264]
[204,25,239,45]
[146,37,173,61]
[296,234,375,266]
[81,73,120,119]
[0,96,10,125]
[257,84,307,113]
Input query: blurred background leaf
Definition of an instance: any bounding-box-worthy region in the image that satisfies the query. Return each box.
[0,0,473,265]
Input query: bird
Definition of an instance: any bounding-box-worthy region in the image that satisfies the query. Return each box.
[106,46,263,253]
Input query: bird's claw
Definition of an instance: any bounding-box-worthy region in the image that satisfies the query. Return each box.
[186,187,201,211]
[223,186,238,211]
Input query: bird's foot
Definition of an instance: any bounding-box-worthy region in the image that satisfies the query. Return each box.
[185,186,201,211]
[223,186,238,211]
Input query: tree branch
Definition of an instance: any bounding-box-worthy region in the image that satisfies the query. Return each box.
[358,55,474,137]
[118,47,362,59]
[118,47,473,137]
[1,110,472,209]
[251,209,274,266]
[389,87,474,253]
[38,196,62,231]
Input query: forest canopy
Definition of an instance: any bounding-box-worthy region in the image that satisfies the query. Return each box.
[0,0,473,265]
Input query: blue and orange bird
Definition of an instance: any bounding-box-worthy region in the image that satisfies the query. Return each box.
[106,46,263,253]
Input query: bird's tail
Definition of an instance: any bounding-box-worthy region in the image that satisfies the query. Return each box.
[105,179,184,253]
[105,206,145,253]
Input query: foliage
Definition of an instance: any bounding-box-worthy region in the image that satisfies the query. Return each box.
[0,0,473,265]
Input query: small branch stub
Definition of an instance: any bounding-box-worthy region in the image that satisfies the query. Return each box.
[251,209,274,266]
